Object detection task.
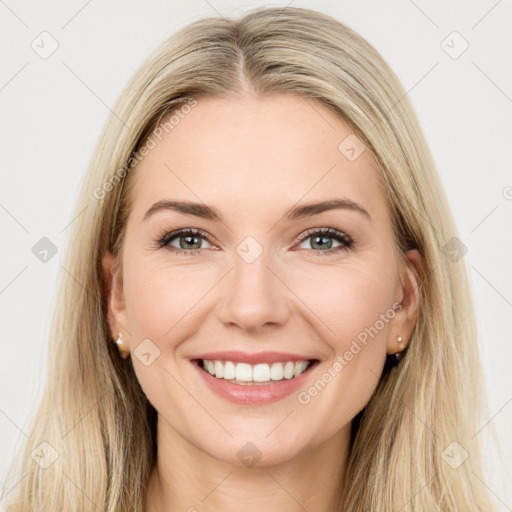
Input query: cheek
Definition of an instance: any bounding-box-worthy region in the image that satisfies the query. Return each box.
[121,256,208,427]
[123,256,210,340]
[123,251,397,359]
[291,261,397,348]
[289,264,395,431]
[120,246,398,455]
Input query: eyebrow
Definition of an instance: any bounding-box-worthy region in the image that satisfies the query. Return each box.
[143,198,371,223]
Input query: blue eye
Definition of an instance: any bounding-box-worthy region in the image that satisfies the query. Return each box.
[295,227,353,255]
[155,228,213,253]
[155,227,354,256]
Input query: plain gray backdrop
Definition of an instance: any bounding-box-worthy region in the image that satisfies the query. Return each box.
[1,0,511,508]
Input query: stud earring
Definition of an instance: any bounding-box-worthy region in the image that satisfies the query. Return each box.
[114,332,129,359]
[115,332,124,346]
[395,335,404,361]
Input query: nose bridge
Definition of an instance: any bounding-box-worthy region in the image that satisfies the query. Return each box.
[218,239,290,330]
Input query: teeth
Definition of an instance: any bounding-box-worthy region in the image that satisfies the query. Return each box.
[283,361,294,379]
[236,363,253,382]
[223,361,236,380]
[201,359,311,383]
[214,360,224,378]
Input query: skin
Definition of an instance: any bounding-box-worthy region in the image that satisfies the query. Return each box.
[102,92,421,512]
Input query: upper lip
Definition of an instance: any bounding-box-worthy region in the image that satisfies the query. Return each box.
[190,351,318,365]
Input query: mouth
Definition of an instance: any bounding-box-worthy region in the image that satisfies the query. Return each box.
[192,358,319,386]
[189,350,321,404]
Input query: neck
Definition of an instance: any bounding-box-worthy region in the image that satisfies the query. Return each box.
[145,416,351,512]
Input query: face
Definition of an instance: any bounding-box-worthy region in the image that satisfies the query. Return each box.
[104,92,420,466]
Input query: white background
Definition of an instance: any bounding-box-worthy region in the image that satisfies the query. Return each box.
[1,0,511,508]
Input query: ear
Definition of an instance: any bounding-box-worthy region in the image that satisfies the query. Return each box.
[102,250,130,357]
[386,249,422,355]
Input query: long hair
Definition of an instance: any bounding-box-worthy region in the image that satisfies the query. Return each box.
[2,6,493,511]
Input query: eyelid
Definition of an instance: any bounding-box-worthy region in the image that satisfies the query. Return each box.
[154,227,217,250]
[293,227,355,252]
[154,226,356,253]
[295,227,352,243]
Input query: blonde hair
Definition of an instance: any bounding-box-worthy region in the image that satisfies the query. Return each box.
[3,6,493,511]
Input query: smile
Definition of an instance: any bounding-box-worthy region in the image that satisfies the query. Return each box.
[190,351,320,405]
[199,359,312,385]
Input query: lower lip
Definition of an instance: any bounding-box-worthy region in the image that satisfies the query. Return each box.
[192,360,319,405]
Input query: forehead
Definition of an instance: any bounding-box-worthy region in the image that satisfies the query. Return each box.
[129,93,387,224]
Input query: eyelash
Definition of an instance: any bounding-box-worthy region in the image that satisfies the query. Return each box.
[154,227,355,256]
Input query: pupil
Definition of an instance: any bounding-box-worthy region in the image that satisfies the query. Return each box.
[312,235,332,250]
[181,235,201,250]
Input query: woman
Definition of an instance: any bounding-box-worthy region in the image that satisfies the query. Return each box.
[2,6,493,511]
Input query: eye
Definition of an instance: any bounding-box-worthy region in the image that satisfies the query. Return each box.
[155,228,215,254]
[154,227,355,256]
[295,227,354,255]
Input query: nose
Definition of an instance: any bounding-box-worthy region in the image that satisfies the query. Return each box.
[217,249,291,332]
